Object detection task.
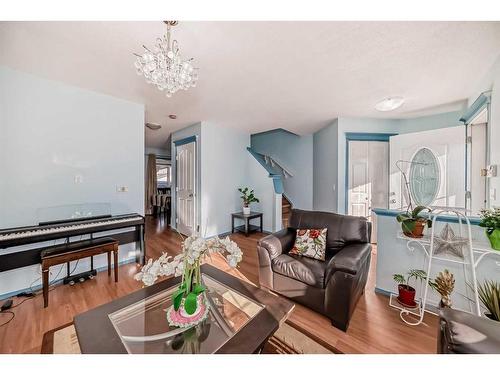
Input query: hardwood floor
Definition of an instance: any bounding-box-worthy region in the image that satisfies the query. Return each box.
[0,216,438,354]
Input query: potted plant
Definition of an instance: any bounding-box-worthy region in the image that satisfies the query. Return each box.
[135,234,243,327]
[396,205,433,238]
[478,280,500,321]
[393,269,430,307]
[238,187,259,215]
[479,208,500,251]
[429,269,455,308]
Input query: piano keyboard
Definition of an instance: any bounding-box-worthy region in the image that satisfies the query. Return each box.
[0,215,143,242]
[0,212,146,272]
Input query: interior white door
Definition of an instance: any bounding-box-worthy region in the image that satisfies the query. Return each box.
[389,126,466,210]
[348,140,389,243]
[176,141,196,236]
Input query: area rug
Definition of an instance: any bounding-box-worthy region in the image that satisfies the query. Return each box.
[41,321,337,354]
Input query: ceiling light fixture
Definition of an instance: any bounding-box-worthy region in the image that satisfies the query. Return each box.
[374,97,405,112]
[145,122,162,130]
[134,21,199,98]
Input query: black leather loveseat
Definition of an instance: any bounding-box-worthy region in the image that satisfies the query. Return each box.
[257,209,372,331]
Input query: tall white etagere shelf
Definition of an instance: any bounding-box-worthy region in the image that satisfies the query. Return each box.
[393,209,500,326]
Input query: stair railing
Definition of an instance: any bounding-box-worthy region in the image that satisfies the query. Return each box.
[258,153,294,179]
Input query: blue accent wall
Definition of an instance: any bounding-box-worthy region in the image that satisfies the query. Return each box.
[246,147,284,194]
[251,129,313,209]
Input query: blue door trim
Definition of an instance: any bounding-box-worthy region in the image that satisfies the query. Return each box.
[459,92,491,124]
[173,135,197,146]
[345,132,397,141]
[344,133,397,214]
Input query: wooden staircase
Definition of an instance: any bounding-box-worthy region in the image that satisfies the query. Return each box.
[282,195,292,228]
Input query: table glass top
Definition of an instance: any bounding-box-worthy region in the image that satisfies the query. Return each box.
[108,274,265,354]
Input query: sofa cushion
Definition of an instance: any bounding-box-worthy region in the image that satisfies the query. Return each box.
[289,228,327,261]
[272,253,329,288]
[289,209,371,255]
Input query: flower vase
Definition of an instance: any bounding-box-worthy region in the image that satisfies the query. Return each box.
[243,206,251,215]
[486,229,500,251]
[167,293,209,328]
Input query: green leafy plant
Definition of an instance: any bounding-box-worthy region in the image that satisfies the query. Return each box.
[479,208,500,234]
[172,269,206,314]
[393,269,431,290]
[478,280,500,321]
[238,187,259,207]
[396,205,433,235]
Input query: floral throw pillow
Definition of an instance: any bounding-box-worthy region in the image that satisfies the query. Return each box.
[289,228,328,261]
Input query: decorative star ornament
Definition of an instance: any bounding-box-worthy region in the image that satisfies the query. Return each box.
[432,224,467,259]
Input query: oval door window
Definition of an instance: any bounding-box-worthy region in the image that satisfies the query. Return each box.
[409,148,440,206]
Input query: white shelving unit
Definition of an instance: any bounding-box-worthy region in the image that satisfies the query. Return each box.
[394,209,500,326]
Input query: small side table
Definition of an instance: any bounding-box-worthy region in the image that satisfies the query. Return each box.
[231,212,263,236]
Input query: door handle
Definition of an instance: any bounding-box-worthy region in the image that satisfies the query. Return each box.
[189,193,194,197]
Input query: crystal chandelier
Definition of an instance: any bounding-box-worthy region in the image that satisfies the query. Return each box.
[134,21,199,97]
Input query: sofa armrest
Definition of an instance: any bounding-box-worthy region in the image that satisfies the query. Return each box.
[257,228,296,260]
[439,307,500,353]
[326,242,371,278]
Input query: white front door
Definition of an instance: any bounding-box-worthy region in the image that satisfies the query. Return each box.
[176,141,196,236]
[347,140,389,243]
[389,126,466,210]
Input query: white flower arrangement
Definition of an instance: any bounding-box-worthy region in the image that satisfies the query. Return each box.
[134,235,243,287]
[135,234,243,319]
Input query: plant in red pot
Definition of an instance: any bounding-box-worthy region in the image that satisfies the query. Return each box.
[393,269,429,308]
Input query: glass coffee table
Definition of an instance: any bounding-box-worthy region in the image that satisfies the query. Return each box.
[74,264,294,354]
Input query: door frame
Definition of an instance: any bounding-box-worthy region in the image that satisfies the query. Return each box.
[344,133,397,214]
[172,135,199,235]
[460,92,492,211]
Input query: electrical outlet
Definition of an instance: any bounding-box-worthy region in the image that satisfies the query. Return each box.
[74,175,83,184]
[116,186,128,193]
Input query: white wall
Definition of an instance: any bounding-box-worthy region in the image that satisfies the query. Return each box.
[200,122,250,237]
[468,55,500,208]
[313,119,338,212]
[170,121,281,237]
[246,154,281,233]
[0,66,145,297]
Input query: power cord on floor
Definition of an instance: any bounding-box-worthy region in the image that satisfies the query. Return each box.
[0,311,15,328]
[1,238,87,328]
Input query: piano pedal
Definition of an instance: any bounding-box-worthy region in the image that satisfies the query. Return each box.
[63,270,97,285]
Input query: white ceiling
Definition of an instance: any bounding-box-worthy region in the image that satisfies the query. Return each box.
[1,21,500,149]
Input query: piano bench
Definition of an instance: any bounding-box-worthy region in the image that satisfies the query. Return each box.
[40,237,119,308]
